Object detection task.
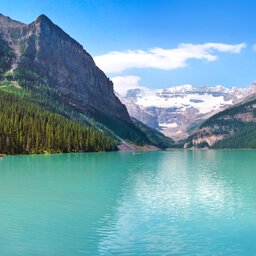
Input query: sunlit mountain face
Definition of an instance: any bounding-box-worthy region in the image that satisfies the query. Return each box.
[117,83,256,141]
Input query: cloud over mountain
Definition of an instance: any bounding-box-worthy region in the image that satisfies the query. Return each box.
[111,75,146,96]
[95,43,246,73]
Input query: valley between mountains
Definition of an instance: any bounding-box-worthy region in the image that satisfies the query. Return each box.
[1,13,256,154]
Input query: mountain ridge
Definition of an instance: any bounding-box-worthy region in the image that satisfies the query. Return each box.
[117,83,256,141]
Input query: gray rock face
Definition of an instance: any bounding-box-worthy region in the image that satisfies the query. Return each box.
[117,85,254,141]
[0,14,25,44]
[0,14,131,123]
[119,95,159,129]
[0,14,27,66]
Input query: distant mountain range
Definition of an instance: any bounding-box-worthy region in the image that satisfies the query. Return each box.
[118,84,256,141]
[0,14,173,154]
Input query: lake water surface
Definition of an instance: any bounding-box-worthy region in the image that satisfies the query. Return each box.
[0,150,256,255]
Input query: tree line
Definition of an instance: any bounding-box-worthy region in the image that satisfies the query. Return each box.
[0,91,117,154]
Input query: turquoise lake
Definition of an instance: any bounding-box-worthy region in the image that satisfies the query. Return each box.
[0,150,256,255]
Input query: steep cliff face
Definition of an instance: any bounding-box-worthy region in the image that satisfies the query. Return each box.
[0,14,24,73]
[185,95,256,149]
[0,14,25,46]
[0,14,130,122]
[119,93,159,129]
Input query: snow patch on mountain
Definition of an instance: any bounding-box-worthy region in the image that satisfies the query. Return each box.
[160,122,178,128]
[136,91,234,114]
[116,83,256,141]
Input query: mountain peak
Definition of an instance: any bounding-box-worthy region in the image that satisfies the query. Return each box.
[35,14,53,25]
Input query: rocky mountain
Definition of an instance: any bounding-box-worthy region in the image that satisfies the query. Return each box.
[185,93,256,149]
[118,84,256,141]
[0,14,129,122]
[0,14,174,151]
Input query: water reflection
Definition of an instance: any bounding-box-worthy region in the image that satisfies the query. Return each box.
[0,151,256,255]
[98,150,256,255]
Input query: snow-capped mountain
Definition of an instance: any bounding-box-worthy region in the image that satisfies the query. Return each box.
[117,84,256,141]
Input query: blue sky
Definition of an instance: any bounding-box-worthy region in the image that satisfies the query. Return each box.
[1,0,256,90]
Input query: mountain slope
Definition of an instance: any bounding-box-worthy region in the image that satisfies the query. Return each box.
[0,14,131,125]
[0,14,173,152]
[0,90,117,154]
[185,94,256,149]
[117,84,255,141]
[131,118,174,149]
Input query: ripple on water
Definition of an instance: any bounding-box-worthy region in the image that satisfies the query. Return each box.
[0,151,255,255]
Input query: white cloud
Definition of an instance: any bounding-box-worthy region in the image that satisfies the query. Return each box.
[111,75,146,96]
[253,44,256,52]
[95,43,246,73]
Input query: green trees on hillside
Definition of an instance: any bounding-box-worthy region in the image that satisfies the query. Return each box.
[213,122,256,149]
[0,52,174,154]
[192,96,256,149]
[0,92,117,154]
